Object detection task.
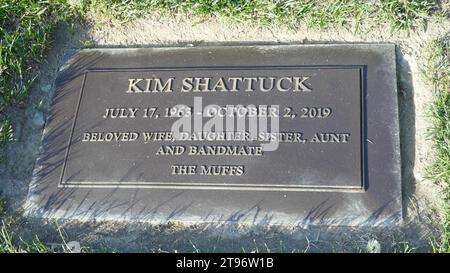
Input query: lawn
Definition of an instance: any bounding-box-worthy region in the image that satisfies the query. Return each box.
[0,0,448,252]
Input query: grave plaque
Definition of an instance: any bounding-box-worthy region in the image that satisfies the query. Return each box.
[26,45,402,226]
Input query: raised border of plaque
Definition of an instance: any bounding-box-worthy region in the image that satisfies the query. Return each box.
[25,44,402,226]
[60,65,365,191]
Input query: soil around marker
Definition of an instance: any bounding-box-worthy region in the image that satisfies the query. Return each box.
[0,12,448,252]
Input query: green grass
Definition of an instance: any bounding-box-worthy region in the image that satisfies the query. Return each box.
[0,0,75,161]
[0,199,86,253]
[0,117,13,160]
[0,0,71,105]
[425,38,450,186]
[82,0,438,31]
[0,0,448,252]
[0,1,441,159]
[0,199,49,253]
[423,37,450,253]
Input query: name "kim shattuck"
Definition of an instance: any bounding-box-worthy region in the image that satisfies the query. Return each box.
[125,76,313,93]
